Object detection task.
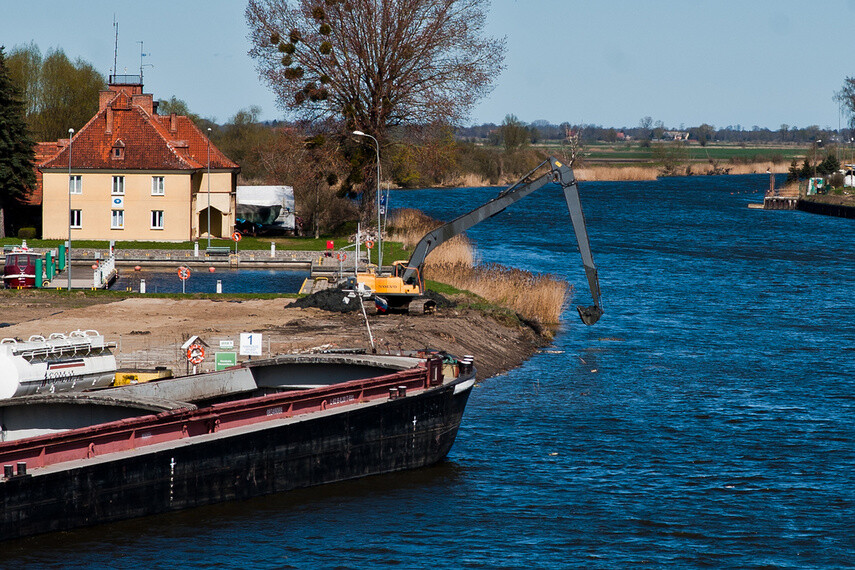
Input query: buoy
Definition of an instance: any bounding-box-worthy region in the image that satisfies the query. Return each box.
[91,264,98,269]
[209,266,216,273]
[134,265,141,272]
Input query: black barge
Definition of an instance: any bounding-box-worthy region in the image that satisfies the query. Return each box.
[0,352,475,541]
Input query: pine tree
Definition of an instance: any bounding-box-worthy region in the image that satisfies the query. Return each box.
[0,46,37,237]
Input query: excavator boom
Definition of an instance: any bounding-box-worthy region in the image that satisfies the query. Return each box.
[400,157,603,325]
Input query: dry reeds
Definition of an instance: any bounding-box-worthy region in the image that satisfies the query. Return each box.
[387,209,570,324]
[575,166,658,181]
[425,262,569,324]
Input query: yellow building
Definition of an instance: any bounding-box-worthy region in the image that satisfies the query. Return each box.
[38,80,239,241]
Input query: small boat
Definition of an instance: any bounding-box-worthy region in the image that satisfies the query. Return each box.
[0,330,117,399]
[0,350,476,541]
[3,242,39,289]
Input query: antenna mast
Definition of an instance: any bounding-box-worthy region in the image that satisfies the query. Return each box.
[137,41,153,85]
[112,16,119,81]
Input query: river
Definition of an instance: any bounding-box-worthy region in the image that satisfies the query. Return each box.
[3,174,854,568]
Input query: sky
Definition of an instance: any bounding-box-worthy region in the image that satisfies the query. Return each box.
[2,0,853,130]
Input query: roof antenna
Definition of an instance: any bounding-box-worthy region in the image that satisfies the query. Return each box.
[137,41,153,86]
[111,15,119,83]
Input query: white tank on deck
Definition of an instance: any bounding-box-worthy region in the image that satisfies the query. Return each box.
[0,330,117,399]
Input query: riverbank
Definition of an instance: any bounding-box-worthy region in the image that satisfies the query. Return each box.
[0,291,549,381]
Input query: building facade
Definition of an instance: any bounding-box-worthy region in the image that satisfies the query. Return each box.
[38,80,239,241]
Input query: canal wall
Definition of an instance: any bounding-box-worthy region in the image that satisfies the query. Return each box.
[796,199,855,219]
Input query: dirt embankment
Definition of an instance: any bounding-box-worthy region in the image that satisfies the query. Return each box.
[0,292,549,381]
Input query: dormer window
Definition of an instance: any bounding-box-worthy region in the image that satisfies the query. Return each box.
[111,140,125,160]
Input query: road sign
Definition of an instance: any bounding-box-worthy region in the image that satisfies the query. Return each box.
[215,352,237,370]
[219,340,234,349]
[239,332,262,356]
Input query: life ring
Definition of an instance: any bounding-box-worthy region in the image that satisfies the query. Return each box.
[186,343,205,364]
[366,240,374,249]
[337,252,347,261]
[232,231,242,242]
[177,266,190,280]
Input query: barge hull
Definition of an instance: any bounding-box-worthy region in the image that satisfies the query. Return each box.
[0,377,472,541]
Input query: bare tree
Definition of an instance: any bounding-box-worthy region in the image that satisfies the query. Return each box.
[246,0,505,216]
[834,77,855,129]
[257,128,354,237]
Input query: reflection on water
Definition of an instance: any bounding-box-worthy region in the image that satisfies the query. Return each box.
[110,267,309,294]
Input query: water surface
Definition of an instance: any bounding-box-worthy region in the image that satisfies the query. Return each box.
[4,174,853,568]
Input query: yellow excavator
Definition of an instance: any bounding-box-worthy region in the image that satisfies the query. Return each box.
[358,156,603,325]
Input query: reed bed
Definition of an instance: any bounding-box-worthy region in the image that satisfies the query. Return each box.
[425,262,569,324]
[387,209,570,324]
[575,165,658,181]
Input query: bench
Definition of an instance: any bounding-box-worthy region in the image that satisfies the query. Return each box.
[205,247,232,256]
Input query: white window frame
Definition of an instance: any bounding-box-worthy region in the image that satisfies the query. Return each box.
[151,210,164,229]
[111,210,124,229]
[70,209,82,229]
[151,176,165,196]
[69,175,82,195]
[111,175,125,195]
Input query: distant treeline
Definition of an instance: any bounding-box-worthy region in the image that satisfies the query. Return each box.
[454,120,851,146]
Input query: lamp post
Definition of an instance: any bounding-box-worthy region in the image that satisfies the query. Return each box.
[67,127,74,291]
[814,139,821,179]
[352,130,382,272]
[207,127,212,249]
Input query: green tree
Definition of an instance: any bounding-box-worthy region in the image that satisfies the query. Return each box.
[246,0,505,219]
[498,114,529,152]
[0,46,37,237]
[694,123,715,147]
[157,96,203,124]
[7,44,105,141]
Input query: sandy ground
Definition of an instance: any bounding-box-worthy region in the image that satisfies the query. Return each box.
[0,292,547,381]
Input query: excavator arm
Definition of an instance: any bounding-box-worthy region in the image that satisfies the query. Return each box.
[399,157,603,325]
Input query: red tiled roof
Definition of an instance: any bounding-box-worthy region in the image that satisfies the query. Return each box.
[39,88,239,173]
[25,142,65,205]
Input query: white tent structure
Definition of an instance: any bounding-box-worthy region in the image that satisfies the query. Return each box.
[236,186,296,231]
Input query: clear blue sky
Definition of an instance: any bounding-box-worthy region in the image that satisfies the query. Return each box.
[2,0,852,130]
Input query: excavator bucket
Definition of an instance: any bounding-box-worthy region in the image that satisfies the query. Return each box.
[577,305,603,326]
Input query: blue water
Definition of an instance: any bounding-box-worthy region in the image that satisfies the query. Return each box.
[4,175,855,568]
[110,268,308,294]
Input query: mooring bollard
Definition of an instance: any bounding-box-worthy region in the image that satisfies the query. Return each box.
[270,242,276,258]
[194,242,199,257]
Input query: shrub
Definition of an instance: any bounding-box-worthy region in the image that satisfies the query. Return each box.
[17,227,37,239]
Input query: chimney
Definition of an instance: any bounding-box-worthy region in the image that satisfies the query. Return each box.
[99,90,114,111]
[170,113,177,133]
[132,93,154,115]
[106,106,113,134]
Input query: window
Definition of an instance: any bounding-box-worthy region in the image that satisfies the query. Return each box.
[69,175,82,195]
[112,140,125,160]
[151,210,164,229]
[111,210,124,229]
[70,209,82,229]
[111,176,124,195]
[151,176,165,196]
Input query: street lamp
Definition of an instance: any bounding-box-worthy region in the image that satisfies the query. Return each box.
[67,127,74,291]
[352,130,382,272]
[814,139,822,179]
[207,127,212,249]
